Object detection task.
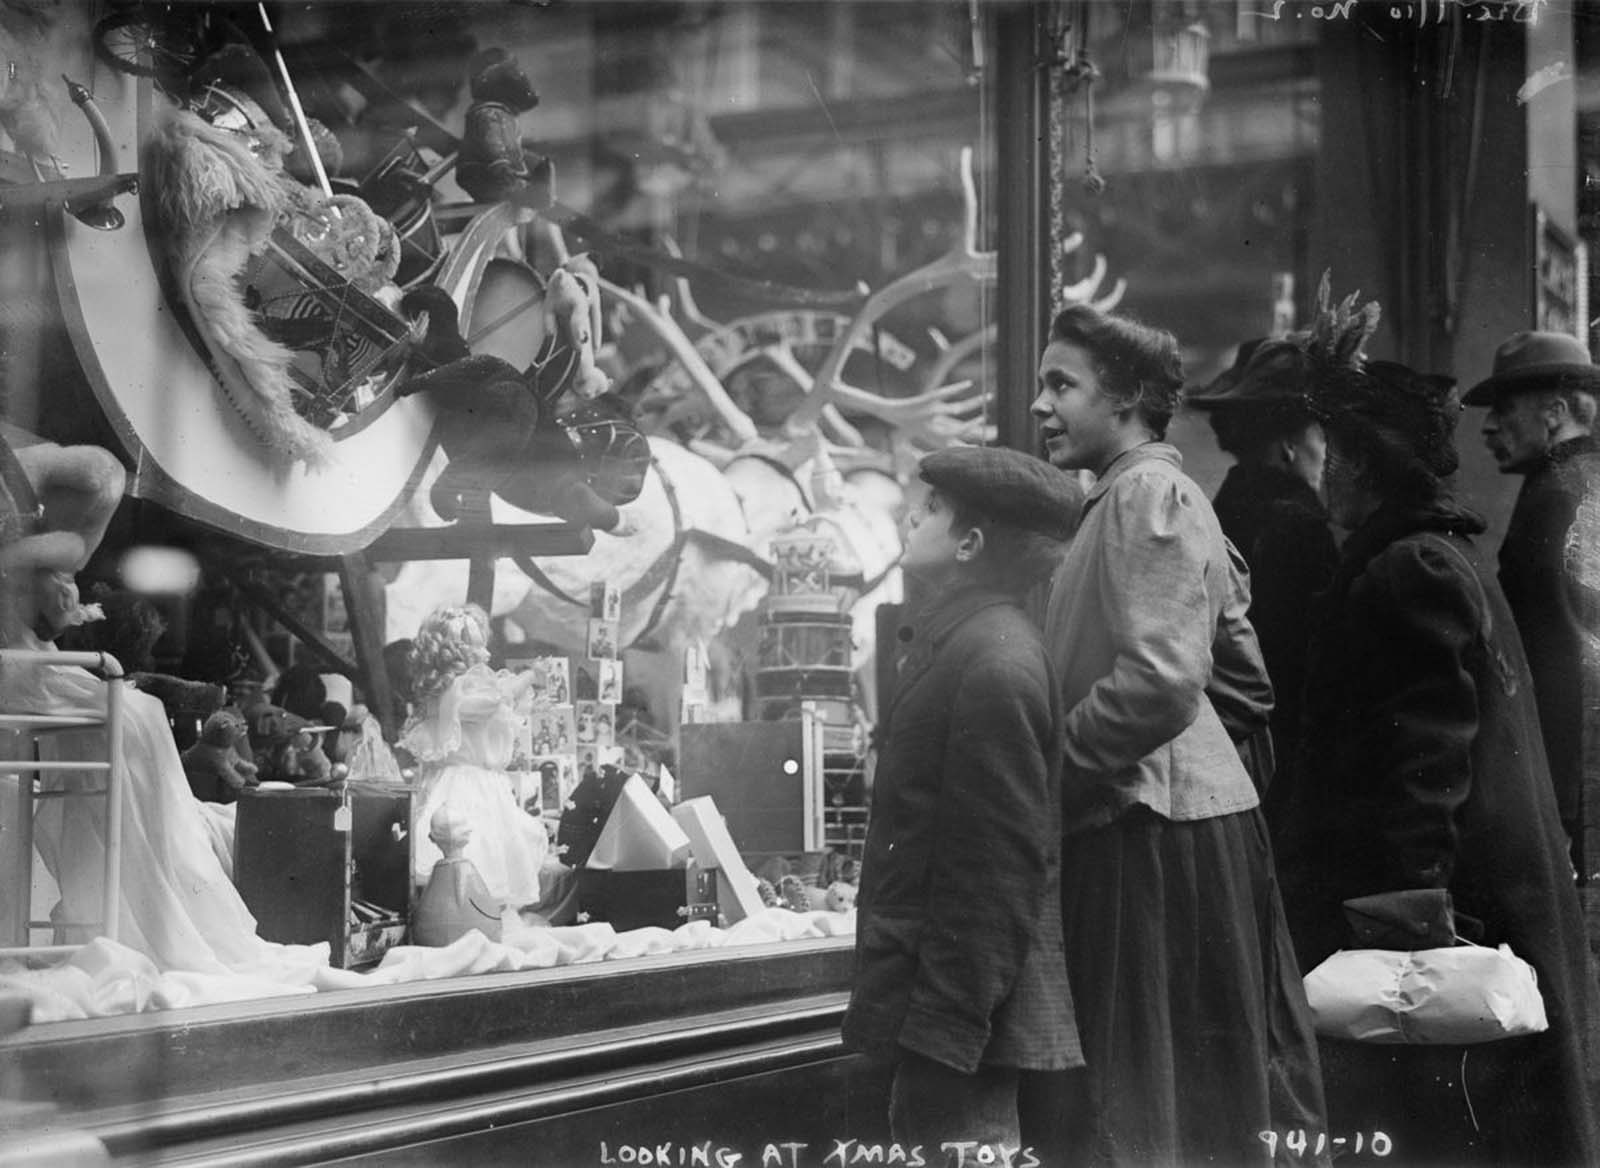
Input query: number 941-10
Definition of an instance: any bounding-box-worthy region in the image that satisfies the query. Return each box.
[1258,1130,1393,1158]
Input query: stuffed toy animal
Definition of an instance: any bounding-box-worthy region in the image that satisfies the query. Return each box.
[454,47,553,209]
[285,723,337,787]
[542,259,608,401]
[824,881,858,912]
[181,709,259,804]
[755,878,781,909]
[143,93,333,466]
[144,75,407,465]
[240,699,338,787]
[397,264,647,532]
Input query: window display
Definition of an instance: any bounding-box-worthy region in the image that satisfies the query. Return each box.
[0,0,997,1046]
[2,0,1587,1160]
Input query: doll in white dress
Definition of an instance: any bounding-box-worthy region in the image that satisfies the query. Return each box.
[400,605,547,905]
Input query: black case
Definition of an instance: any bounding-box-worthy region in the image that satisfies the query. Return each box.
[234,784,412,968]
[556,765,631,868]
[576,868,720,932]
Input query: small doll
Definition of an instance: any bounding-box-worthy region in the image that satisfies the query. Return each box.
[181,709,260,804]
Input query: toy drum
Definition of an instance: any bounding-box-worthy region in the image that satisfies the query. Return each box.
[758,617,853,671]
[756,611,855,708]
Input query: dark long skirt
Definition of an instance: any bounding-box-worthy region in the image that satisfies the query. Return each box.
[1062,806,1326,1168]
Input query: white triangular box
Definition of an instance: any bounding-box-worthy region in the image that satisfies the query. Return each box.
[672,796,766,924]
[586,775,692,870]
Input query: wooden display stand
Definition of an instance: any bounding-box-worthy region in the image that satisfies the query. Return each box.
[234,785,412,969]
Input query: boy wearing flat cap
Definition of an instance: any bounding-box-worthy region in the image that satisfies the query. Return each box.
[841,446,1084,1167]
[1466,330,1600,867]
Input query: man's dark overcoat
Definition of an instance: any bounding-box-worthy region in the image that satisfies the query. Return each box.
[1498,434,1600,850]
[841,585,1081,1075]
[1277,501,1599,1166]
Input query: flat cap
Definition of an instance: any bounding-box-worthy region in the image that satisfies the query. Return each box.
[919,446,1080,540]
[1463,330,1600,406]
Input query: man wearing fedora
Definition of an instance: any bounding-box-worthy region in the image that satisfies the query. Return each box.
[1466,330,1600,874]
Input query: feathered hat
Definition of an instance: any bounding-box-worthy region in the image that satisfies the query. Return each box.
[1290,273,1461,477]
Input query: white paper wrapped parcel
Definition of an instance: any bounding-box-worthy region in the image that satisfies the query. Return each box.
[1304,944,1548,1044]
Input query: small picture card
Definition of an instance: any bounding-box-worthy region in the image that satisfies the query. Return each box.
[574,745,625,777]
[536,656,570,705]
[683,640,709,697]
[575,700,600,745]
[596,658,623,705]
[592,703,615,747]
[586,618,620,661]
[527,704,576,756]
[534,755,577,814]
[508,721,534,772]
[506,656,570,706]
[590,581,621,624]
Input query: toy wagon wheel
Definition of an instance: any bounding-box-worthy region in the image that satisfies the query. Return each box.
[92,6,204,83]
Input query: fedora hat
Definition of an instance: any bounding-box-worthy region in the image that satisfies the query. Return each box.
[1462,331,1600,406]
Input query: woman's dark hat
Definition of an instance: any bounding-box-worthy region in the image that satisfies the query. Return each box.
[918,446,1081,540]
[1186,336,1318,414]
[1318,359,1463,478]
[1461,331,1600,406]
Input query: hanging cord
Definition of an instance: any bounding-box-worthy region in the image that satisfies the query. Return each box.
[1080,58,1104,196]
[968,0,995,435]
[1045,2,1103,315]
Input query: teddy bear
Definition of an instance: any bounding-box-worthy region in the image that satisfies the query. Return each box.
[454,47,553,210]
[280,720,340,787]
[181,709,259,804]
[237,693,340,788]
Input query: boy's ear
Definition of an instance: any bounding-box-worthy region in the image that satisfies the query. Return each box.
[955,526,985,563]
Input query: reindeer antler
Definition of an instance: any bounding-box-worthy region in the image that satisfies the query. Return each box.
[922,323,996,397]
[597,277,760,446]
[784,145,997,436]
[1059,234,1126,311]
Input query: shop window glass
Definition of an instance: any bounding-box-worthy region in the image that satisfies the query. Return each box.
[0,0,997,1025]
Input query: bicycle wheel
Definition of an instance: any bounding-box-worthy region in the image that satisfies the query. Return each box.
[93,7,204,82]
